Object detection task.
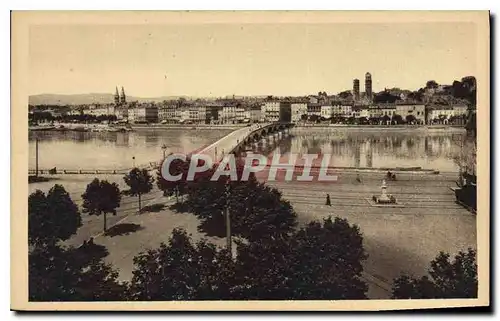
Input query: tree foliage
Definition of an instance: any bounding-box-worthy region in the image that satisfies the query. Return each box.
[373,92,399,103]
[156,156,189,202]
[392,248,477,299]
[29,184,126,301]
[29,243,127,301]
[129,218,368,300]
[129,228,235,300]
[406,114,417,124]
[426,80,439,89]
[233,217,368,299]
[81,178,122,232]
[391,114,404,124]
[184,161,297,241]
[124,168,154,211]
[28,185,82,247]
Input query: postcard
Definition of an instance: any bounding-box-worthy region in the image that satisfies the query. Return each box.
[11,10,490,311]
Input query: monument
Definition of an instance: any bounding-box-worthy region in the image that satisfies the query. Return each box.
[372,179,397,204]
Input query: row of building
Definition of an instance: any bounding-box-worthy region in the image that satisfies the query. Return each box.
[74,100,470,125]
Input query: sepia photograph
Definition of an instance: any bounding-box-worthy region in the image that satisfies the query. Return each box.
[10,10,489,311]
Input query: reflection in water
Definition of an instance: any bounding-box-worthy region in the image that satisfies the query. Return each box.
[270,128,467,172]
[29,128,467,173]
[28,129,233,170]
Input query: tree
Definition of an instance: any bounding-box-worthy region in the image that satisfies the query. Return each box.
[29,240,127,301]
[233,217,368,299]
[392,248,477,299]
[81,178,122,232]
[156,157,189,203]
[29,185,82,247]
[338,90,352,100]
[308,114,321,123]
[392,114,403,125]
[358,117,369,125]
[29,184,126,301]
[129,228,235,300]
[382,114,391,124]
[130,217,368,300]
[185,165,297,241]
[405,114,417,124]
[373,92,399,103]
[426,80,439,89]
[124,168,154,211]
[369,116,380,125]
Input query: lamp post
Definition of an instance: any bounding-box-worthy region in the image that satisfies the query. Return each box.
[161,144,168,159]
[132,156,136,168]
[35,138,39,177]
[225,181,232,254]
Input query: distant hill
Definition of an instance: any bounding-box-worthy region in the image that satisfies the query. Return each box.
[29,93,193,106]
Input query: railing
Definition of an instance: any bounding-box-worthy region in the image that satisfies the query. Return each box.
[28,169,128,175]
[28,162,160,175]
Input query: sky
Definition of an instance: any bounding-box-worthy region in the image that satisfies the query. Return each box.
[28,22,477,98]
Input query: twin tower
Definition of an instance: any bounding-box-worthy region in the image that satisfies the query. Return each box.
[352,72,372,102]
[114,86,127,105]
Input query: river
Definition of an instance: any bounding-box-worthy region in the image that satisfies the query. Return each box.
[29,127,466,172]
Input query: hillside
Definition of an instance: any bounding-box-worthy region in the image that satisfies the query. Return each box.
[28,93,192,106]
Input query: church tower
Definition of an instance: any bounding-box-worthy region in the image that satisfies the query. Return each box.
[114,86,120,105]
[120,86,127,104]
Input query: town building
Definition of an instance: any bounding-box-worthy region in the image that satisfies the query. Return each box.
[186,106,206,124]
[307,103,322,118]
[246,105,262,123]
[371,103,397,120]
[262,101,280,122]
[279,102,292,122]
[205,104,223,124]
[114,86,127,106]
[395,103,426,124]
[115,107,129,121]
[320,105,333,119]
[353,79,360,101]
[217,105,246,124]
[352,106,370,119]
[86,105,116,117]
[114,87,120,105]
[158,101,179,123]
[178,109,191,123]
[291,102,308,122]
[120,87,127,105]
[332,104,353,118]
[427,104,468,125]
[453,104,469,116]
[128,104,158,123]
[365,72,373,102]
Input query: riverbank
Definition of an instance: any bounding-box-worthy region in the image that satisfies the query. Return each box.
[131,124,248,130]
[295,124,466,131]
[29,123,467,132]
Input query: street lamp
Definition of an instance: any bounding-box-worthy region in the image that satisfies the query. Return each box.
[132,156,136,168]
[225,181,231,254]
[161,144,168,159]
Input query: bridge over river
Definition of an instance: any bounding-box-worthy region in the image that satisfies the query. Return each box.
[28,122,295,175]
